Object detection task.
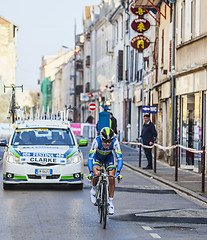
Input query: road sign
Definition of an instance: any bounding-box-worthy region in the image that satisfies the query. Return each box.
[80,93,89,101]
[142,105,158,114]
[88,102,97,111]
[87,93,94,98]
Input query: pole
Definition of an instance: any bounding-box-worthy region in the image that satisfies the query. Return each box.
[154,144,157,173]
[171,2,176,165]
[202,146,205,193]
[73,18,77,122]
[139,144,142,167]
[175,142,178,181]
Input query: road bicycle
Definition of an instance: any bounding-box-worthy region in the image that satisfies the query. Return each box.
[4,84,23,123]
[88,167,122,229]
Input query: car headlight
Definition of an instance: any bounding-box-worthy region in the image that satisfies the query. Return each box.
[66,153,81,164]
[7,153,20,164]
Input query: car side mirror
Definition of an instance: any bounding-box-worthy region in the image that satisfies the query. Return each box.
[0,139,7,147]
[78,139,88,147]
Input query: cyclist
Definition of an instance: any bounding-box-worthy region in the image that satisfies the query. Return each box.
[88,127,123,215]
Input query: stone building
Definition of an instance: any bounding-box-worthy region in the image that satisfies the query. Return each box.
[0,16,18,122]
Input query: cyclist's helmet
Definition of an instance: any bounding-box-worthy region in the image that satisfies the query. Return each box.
[100,127,115,143]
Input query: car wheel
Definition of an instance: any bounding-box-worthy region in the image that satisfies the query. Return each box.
[3,183,14,190]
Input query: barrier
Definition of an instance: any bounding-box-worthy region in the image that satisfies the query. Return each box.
[121,141,206,193]
[70,123,97,142]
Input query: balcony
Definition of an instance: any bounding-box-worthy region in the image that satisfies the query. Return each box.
[76,60,83,72]
[86,56,91,68]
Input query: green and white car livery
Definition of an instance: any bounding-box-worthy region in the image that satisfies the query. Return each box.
[1,120,88,190]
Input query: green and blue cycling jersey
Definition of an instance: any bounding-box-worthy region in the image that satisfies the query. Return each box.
[88,136,123,172]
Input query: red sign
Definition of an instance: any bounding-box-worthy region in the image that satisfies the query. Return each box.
[130,6,148,17]
[131,35,150,53]
[87,93,94,98]
[131,18,150,33]
[88,102,97,111]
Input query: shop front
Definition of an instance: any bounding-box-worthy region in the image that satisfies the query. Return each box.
[176,71,207,172]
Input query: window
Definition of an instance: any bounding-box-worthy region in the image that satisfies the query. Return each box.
[11,128,75,146]
[169,40,172,72]
[130,50,134,81]
[121,14,123,39]
[161,29,164,65]
[191,0,196,38]
[118,50,123,81]
[181,1,185,42]
[116,21,119,43]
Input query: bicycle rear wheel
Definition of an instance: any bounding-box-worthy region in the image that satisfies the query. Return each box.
[102,181,107,229]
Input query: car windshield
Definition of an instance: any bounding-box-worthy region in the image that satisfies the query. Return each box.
[11,128,75,146]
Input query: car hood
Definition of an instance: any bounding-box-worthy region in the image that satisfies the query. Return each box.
[9,145,78,165]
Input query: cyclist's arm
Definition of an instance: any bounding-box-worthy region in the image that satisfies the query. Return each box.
[113,139,123,172]
[88,138,98,172]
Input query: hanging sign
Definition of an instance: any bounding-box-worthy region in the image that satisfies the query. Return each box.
[131,18,150,33]
[130,6,148,17]
[131,35,150,53]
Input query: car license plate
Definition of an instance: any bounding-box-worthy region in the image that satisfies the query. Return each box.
[35,169,52,175]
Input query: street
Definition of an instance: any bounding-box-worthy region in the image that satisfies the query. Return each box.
[0,144,206,240]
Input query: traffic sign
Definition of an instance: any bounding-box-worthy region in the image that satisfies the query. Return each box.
[142,105,158,114]
[88,102,97,111]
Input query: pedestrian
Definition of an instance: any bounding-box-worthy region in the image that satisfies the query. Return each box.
[86,113,94,123]
[109,112,117,134]
[139,113,157,170]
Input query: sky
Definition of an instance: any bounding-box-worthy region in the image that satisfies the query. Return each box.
[1,0,101,90]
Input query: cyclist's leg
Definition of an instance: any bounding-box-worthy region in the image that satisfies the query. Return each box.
[105,155,116,215]
[92,155,102,187]
[105,154,116,198]
[90,156,102,204]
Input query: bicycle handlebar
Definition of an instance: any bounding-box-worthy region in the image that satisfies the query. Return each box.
[87,173,123,182]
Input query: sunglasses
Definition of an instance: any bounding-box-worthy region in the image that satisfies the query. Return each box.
[103,140,112,143]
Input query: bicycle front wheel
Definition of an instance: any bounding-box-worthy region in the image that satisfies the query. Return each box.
[102,181,107,229]
[97,184,102,224]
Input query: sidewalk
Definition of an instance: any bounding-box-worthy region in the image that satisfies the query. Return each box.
[120,143,207,204]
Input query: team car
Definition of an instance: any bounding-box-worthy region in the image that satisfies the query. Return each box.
[0,120,88,190]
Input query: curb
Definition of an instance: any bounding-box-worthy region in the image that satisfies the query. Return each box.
[123,162,207,205]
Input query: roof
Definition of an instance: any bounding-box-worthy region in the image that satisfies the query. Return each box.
[0,15,19,28]
[15,120,71,129]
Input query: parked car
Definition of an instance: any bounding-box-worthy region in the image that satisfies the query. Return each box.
[0,120,88,190]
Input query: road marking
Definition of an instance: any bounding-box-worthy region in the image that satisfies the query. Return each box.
[150,233,161,239]
[142,226,152,231]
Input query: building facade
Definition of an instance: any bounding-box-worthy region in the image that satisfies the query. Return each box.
[0,16,18,122]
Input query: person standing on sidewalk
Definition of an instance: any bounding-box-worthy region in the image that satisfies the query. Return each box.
[86,113,94,123]
[139,113,157,170]
[109,112,118,135]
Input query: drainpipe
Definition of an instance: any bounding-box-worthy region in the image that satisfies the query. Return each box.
[171,2,176,165]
